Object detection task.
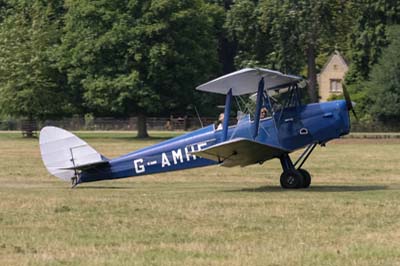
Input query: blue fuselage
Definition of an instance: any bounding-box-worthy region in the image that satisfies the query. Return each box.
[80,100,350,183]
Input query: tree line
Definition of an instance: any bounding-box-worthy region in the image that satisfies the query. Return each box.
[0,0,399,136]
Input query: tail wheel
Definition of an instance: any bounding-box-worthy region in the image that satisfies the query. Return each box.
[298,169,311,188]
[280,170,304,189]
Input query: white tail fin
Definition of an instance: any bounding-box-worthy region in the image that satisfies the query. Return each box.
[39,126,108,181]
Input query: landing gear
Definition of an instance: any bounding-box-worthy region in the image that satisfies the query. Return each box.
[298,169,311,188]
[280,170,304,189]
[71,174,80,188]
[70,151,81,188]
[71,169,81,188]
[278,144,316,189]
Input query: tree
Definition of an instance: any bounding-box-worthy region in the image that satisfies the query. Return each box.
[206,0,236,74]
[345,1,390,85]
[365,25,400,124]
[257,0,304,73]
[0,1,68,123]
[225,0,269,68]
[261,0,340,102]
[344,0,400,121]
[0,0,9,22]
[345,0,400,87]
[59,0,220,137]
[226,0,343,102]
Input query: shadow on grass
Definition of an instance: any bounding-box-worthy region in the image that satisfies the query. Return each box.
[75,185,136,190]
[225,185,389,193]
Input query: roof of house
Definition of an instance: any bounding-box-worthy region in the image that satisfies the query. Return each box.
[319,50,348,74]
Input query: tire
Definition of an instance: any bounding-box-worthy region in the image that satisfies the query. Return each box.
[298,169,311,188]
[280,170,305,189]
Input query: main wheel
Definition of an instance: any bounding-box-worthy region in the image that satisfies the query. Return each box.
[298,169,311,188]
[280,170,304,189]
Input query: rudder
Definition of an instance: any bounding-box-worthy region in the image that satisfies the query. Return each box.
[39,126,108,182]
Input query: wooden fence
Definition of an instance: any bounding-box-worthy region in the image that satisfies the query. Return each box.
[1,117,399,133]
[0,116,217,132]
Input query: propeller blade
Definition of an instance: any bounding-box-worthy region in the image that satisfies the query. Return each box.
[351,108,358,121]
[342,84,352,110]
[342,84,358,121]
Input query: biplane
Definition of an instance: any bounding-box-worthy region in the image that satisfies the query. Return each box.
[39,68,355,189]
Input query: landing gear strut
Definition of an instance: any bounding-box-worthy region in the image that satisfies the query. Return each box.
[279,143,316,189]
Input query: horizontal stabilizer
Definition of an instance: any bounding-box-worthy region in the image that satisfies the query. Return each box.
[60,160,109,171]
[192,138,288,167]
[39,126,108,181]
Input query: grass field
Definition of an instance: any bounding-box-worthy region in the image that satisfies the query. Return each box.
[1,131,400,266]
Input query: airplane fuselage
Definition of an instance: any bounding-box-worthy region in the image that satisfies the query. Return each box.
[79,100,350,183]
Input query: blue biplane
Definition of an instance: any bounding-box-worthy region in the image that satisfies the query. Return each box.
[39,68,355,189]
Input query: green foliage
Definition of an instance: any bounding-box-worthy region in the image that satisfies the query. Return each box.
[347,23,400,124]
[257,0,305,73]
[365,25,400,124]
[0,0,69,120]
[344,1,400,123]
[345,0,400,85]
[225,0,266,68]
[225,0,303,72]
[226,0,346,102]
[327,93,343,102]
[0,0,9,22]
[59,0,220,117]
[0,0,398,127]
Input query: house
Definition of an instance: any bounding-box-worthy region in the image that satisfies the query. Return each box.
[317,51,349,102]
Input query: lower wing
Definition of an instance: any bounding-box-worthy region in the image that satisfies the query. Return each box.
[192,138,289,167]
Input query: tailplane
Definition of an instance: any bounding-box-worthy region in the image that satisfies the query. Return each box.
[39,126,108,182]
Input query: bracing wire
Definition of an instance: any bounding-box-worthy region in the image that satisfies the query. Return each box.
[194,105,204,128]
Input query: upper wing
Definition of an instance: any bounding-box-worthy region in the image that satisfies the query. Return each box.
[196,68,302,96]
[192,138,289,167]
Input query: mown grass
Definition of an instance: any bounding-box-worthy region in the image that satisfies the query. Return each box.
[0,132,399,265]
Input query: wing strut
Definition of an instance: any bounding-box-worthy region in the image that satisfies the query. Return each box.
[253,77,264,139]
[222,88,232,141]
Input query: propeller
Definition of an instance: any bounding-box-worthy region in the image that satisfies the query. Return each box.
[342,84,358,120]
